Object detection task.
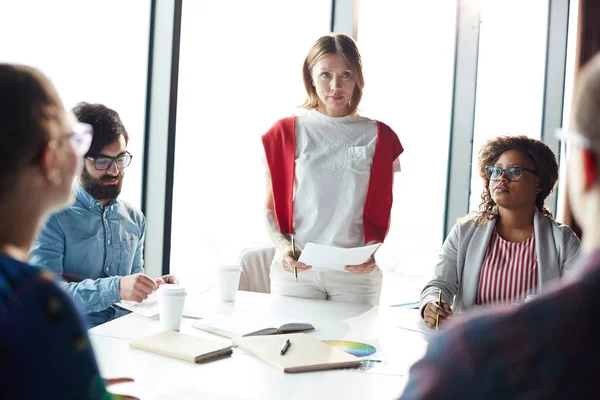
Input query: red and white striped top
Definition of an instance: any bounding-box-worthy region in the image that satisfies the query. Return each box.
[475,229,538,305]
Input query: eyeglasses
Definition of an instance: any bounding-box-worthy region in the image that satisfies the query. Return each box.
[555,127,600,154]
[85,151,133,171]
[71,122,94,156]
[32,122,93,163]
[485,166,538,182]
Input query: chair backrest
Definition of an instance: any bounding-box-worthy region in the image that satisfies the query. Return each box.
[238,245,276,294]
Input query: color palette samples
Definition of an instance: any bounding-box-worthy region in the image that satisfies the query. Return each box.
[322,340,376,357]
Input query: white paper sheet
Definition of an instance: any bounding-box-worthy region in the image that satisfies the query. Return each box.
[297,243,381,271]
[117,293,160,317]
[116,288,210,318]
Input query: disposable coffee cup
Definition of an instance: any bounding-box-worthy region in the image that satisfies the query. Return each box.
[157,284,187,331]
[219,264,242,302]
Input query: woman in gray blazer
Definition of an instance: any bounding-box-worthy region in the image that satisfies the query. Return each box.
[421,136,581,329]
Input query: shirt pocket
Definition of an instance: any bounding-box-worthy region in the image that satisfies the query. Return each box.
[346,146,373,174]
[119,232,139,274]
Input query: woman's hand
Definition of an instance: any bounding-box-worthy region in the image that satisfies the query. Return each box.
[104,377,139,400]
[423,301,453,329]
[344,256,376,274]
[281,246,312,273]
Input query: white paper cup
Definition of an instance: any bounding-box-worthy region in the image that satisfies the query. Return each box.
[219,264,242,302]
[158,284,187,331]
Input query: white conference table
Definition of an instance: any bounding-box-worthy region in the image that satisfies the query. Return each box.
[89,289,432,400]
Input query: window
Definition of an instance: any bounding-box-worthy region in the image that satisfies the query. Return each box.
[557,0,580,221]
[170,0,331,283]
[357,0,458,302]
[0,0,151,208]
[468,0,549,212]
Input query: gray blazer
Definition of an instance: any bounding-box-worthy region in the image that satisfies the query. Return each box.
[420,209,581,314]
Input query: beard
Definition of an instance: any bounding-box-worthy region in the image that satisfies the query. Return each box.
[80,166,124,202]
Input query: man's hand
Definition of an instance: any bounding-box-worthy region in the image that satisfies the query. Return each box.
[119,273,156,303]
[155,274,179,287]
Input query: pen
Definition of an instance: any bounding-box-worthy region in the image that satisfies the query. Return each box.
[435,290,442,330]
[280,339,291,355]
[291,234,298,283]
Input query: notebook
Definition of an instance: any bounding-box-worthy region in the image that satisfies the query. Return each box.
[192,314,314,339]
[129,331,233,363]
[232,333,361,373]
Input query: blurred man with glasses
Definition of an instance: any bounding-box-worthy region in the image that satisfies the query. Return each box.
[31,102,176,327]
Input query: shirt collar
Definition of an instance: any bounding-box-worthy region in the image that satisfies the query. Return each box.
[74,180,119,212]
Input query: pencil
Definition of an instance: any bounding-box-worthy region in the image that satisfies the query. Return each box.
[291,234,298,282]
[435,290,442,329]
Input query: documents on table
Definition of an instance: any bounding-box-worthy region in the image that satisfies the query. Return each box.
[129,331,233,363]
[232,333,361,373]
[297,243,381,271]
[193,313,313,339]
[117,287,210,318]
[117,292,160,317]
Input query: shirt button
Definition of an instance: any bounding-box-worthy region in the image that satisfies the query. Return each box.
[107,240,111,245]
[106,267,109,272]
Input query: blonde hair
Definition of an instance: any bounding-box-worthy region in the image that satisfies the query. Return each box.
[301,33,364,115]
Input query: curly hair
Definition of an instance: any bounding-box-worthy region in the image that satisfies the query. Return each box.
[472,135,558,225]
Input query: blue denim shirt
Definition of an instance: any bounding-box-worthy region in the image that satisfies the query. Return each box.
[29,181,146,327]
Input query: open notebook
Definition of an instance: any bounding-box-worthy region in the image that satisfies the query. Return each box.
[129,331,233,363]
[232,333,361,373]
[192,314,314,339]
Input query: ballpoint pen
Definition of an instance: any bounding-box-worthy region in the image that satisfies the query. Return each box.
[280,339,291,355]
[291,234,298,282]
[435,290,442,330]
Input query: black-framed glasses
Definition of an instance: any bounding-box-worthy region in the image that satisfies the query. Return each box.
[485,166,538,182]
[85,151,133,170]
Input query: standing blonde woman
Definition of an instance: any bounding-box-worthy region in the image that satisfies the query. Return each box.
[420,136,580,329]
[262,33,404,305]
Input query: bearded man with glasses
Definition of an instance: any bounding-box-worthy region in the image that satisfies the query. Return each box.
[30,102,176,328]
[419,135,581,330]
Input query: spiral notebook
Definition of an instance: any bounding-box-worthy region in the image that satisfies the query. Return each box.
[232,333,361,373]
[129,331,233,363]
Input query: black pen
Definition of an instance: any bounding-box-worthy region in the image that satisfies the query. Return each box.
[280,339,291,355]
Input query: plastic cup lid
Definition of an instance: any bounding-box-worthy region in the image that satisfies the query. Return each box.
[157,284,186,294]
[219,264,242,271]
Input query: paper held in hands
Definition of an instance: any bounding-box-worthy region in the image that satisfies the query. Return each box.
[297,243,381,271]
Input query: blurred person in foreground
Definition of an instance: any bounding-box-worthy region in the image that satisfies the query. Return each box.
[0,63,135,399]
